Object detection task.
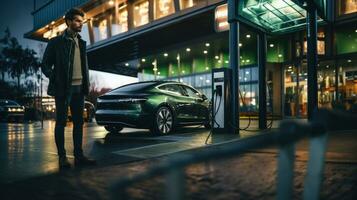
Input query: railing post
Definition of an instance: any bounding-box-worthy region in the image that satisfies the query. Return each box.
[303,133,328,200]
[277,143,296,200]
[166,167,185,200]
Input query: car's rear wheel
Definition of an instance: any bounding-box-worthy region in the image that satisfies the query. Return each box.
[151,106,174,135]
[105,125,123,133]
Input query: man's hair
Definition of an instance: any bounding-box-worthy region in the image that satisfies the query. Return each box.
[64,8,85,25]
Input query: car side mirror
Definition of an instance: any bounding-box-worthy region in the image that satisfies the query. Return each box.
[200,94,208,100]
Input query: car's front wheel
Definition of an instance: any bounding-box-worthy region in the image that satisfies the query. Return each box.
[105,125,123,133]
[151,106,174,135]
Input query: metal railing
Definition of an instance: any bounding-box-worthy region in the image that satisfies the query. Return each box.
[110,109,357,200]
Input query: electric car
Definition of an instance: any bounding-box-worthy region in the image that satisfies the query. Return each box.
[95,81,211,135]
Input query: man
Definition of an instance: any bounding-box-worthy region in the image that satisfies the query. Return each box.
[42,8,96,168]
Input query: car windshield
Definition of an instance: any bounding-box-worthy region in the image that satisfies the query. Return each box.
[0,100,20,106]
[112,82,156,92]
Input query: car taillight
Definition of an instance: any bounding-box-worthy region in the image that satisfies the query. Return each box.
[117,98,147,103]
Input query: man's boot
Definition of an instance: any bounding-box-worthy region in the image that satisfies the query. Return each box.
[74,155,96,166]
[59,156,71,169]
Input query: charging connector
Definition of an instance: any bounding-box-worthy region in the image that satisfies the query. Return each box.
[216,85,222,96]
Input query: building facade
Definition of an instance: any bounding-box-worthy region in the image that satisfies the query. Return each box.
[26,0,357,118]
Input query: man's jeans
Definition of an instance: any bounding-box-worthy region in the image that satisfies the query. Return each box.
[54,85,84,158]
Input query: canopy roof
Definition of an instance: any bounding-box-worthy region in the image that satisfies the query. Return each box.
[238,0,328,34]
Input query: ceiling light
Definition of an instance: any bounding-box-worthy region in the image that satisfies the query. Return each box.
[203,50,208,54]
[347,59,352,63]
[239,43,242,47]
[269,44,274,48]
[205,43,210,47]
[225,60,229,64]
[157,72,161,75]
[125,63,129,66]
[164,53,168,57]
[215,56,219,59]
[141,59,146,62]
[186,48,191,52]
[246,34,251,38]
[278,54,282,58]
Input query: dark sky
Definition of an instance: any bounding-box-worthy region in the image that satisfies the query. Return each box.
[0,0,45,54]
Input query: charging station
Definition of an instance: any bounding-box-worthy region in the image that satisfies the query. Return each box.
[212,68,233,134]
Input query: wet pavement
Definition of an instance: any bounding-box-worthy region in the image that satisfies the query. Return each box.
[0,120,264,184]
[0,120,356,199]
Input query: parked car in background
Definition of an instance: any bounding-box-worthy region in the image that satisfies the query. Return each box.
[68,100,95,122]
[95,81,211,135]
[0,99,25,122]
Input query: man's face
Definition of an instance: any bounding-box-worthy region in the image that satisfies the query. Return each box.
[67,15,83,32]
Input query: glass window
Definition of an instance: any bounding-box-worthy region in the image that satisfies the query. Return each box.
[80,22,91,46]
[159,84,184,95]
[338,0,357,15]
[112,82,156,92]
[154,0,175,19]
[112,4,128,35]
[335,24,357,54]
[182,85,201,98]
[337,58,357,111]
[303,30,325,55]
[92,13,109,42]
[133,0,149,27]
[179,0,205,10]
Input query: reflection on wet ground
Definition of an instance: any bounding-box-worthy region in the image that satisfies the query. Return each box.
[0,120,273,184]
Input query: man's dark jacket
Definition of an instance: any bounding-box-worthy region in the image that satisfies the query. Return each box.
[41,30,90,97]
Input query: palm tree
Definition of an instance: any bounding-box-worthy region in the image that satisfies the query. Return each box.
[0,28,11,81]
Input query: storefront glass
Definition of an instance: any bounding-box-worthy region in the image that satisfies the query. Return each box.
[337,58,357,111]
[337,0,357,15]
[179,0,206,10]
[133,0,149,27]
[154,0,175,19]
[81,22,91,45]
[335,25,357,54]
[92,13,109,42]
[112,5,128,35]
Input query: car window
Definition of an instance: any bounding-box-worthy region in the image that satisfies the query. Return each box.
[112,82,156,92]
[182,86,201,98]
[159,84,185,96]
[0,100,19,106]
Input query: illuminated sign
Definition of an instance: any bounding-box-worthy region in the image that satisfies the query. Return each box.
[215,4,229,32]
